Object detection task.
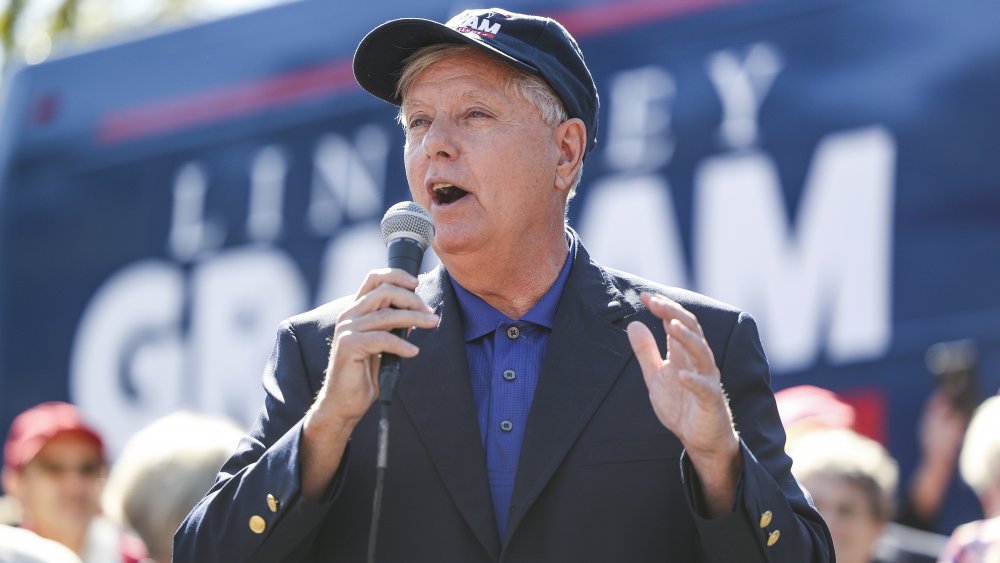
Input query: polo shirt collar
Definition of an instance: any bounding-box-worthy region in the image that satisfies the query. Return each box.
[452,233,576,342]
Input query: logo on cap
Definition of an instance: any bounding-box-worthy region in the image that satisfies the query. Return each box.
[451,15,502,39]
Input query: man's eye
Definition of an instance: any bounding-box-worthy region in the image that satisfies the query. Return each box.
[408,117,429,129]
[468,110,489,118]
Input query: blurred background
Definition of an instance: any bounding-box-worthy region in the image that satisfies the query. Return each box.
[0,0,998,560]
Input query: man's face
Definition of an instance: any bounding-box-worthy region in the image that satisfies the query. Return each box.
[7,433,104,536]
[401,50,568,259]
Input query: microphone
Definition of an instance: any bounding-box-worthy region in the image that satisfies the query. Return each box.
[368,202,434,563]
[377,201,435,403]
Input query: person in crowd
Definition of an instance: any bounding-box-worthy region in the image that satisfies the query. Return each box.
[102,411,243,563]
[775,382,978,534]
[791,428,898,563]
[175,7,834,561]
[938,395,1000,563]
[791,428,943,563]
[777,385,952,561]
[898,390,974,532]
[1,402,145,563]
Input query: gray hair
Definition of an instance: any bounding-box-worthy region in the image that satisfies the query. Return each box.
[395,43,584,200]
[960,396,1000,497]
[102,412,244,563]
[789,428,899,522]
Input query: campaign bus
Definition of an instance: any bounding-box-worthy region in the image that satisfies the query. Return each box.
[1,0,998,531]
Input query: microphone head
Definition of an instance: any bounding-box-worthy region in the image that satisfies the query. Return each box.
[380,201,435,250]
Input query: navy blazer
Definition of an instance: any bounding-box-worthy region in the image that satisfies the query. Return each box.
[174,236,834,562]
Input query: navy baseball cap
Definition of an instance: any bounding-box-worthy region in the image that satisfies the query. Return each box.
[353,8,599,153]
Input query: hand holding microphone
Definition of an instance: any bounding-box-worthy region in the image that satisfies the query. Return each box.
[301,202,435,504]
[376,201,437,403]
[314,202,436,428]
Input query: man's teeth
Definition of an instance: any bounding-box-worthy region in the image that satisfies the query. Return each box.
[431,183,468,204]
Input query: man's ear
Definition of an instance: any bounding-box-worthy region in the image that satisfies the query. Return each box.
[553,118,586,193]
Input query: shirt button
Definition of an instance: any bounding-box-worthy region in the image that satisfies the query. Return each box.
[503,369,516,381]
[500,420,513,432]
[506,326,520,340]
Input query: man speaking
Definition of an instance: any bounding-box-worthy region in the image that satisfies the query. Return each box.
[175,8,834,562]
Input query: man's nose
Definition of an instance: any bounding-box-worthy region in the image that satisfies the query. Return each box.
[422,118,459,160]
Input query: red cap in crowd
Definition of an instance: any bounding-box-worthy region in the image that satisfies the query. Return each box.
[774,385,856,431]
[3,401,105,471]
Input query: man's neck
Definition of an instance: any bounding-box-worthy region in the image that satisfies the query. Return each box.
[444,230,569,319]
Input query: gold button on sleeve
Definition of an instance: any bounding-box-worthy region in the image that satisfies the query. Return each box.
[267,494,280,513]
[249,515,266,534]
[767,529,781,547]
[759,510,773,528]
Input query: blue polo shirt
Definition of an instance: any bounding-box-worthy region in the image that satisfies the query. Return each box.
[451,237,575,539]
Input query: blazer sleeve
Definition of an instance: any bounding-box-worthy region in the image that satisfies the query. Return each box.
[173,319,347,563]
[680,311,835,563]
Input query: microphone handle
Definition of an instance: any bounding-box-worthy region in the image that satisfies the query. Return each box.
[378,237,425,403]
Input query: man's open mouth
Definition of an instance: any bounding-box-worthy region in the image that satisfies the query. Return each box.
[431,183,469,205]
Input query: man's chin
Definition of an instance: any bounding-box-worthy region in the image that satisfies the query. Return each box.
[432,229,486,261]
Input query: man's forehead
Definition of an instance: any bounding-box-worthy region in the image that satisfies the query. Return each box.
[402,86,505,109]
[402,50,516,93]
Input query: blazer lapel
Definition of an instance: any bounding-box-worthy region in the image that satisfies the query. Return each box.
[504,241,638,544]
[396,267,501,559]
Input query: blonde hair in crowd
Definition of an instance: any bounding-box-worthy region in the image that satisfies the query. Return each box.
[102,412,244,562]
[789,428,899,522]
[960,396,1000,498]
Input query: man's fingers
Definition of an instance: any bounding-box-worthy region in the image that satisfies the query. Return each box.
[666,331,694,372]
[355,268,420,299]
[337,330,421,360]
[667,319,718,376]
[627,321,665,386]
[346,282,434,319]
[677,369,721,404]
[345,309,439,333]
[642,293,704,337]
